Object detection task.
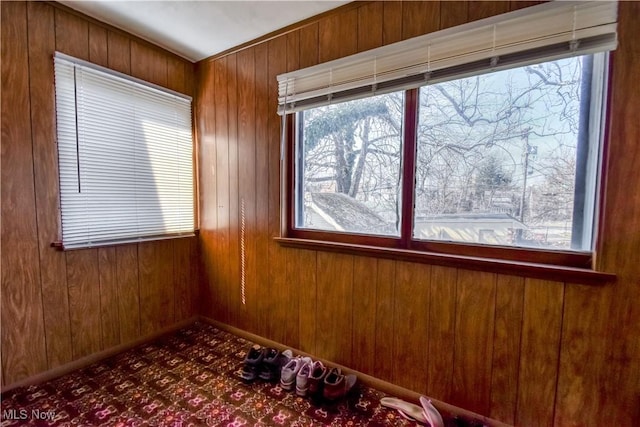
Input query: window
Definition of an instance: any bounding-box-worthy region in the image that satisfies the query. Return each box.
[278,1,617,269]
[54,53,194,249]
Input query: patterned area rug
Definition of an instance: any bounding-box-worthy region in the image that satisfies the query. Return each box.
[1,323,415,426]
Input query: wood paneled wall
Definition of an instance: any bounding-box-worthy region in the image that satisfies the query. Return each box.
[196,1,640,426]
[1,1,198,388]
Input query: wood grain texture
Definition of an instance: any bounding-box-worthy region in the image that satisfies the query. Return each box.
[2,1,197,389]
[357,2,383,52]
[402,1,440,40]
[88,23,108,66]
[427,266,457,402]
[227,53,241,328]
[318,8,358,63]
[382,1,403,45]
[490,275,525,424]
[296,249,318,355]
[98,248,120,348]
[1,0,49,384]
[452,270,496,415]
[374,258,395,383]
[315,252,353,366]
[236,47,257,333]
[351,256,378,376]
[138,241,175,335]
[116,244,140,343]
[392,261,431,395]
[253,42,269,338]
[214,56,231,325]
[173,238,197,321]
[67,250,102,359]
[516,279,564,427]
[468,1,510,22]
[167,56,187,94]
[131,41,167,86]
[107,31,130,74]
[299,23,319,69]
[26,0,73,370]
[440,1,468,30]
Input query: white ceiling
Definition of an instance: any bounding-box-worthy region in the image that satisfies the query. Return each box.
[58,1,350,62]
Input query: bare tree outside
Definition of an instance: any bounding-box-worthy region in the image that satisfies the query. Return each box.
[296,54,599,249]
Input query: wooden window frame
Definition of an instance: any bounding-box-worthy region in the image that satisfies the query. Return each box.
[278,70,616,286]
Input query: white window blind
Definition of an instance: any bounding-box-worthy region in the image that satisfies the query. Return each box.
[54,52,194,249]
[277,0,617,114]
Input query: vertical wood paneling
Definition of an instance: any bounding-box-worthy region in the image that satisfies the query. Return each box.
[214,56,230,324]
[490,275,525,424]
[174,238,197,321]
[299,23,319,69]
[318,9,358,63]
[352,256,378,375]
[253,42,269,338]
[236,47,257,333]
[296,250,317,355]
[67,250,102,359]
[107,31,130,74]
[452,270,496,414]
[266,36,289,344]
[88,23,108,66]
[357,2,383,52]
[2,1,197,389]
[427,266,457,401]
[316,252,353,366]
[139,241,175,335]
[98,248,120,348]
[516,279,564,427]
[382,1,403,45]
[1,0,48,384]
[116,244,140,343]
[227,53,241,328]
[54,8,88,58]
[402,1,440,40]
[468,1,510,22]
[374,259,395,383]
[197,60,218,320]
[392,262,431,394]
[26,0,73,370]
[131,41,167,86]
[440,1,469,29]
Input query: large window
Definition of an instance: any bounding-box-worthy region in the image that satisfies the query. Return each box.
[278,1,617,269]
[54,53,194,249]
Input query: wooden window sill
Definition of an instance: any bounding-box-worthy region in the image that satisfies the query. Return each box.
[275,237,616,285]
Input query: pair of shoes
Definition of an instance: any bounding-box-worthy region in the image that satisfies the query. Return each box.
[380,396,444,427]
[322,367,357,402]
[241,345,265,383]
[242,345,293,383]
[280,355,312,391]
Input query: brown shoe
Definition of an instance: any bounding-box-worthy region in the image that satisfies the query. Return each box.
[322,368,357,401]
[307,360,327,397]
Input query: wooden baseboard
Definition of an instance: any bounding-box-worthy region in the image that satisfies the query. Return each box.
[201,316,512,427]
[1,317,198,394]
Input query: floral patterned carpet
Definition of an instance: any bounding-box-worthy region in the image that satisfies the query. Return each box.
[1,323,416,426]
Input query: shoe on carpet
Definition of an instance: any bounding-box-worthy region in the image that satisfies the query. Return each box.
[259,348,281,381]
[280,355,311,391]
[307,360,327,398]
[322,367,357,401]
[295,359,313,396]
[241,345,266,382]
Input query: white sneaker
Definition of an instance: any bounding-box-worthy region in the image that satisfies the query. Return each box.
[280,356,311,390]
[295,360,313,396]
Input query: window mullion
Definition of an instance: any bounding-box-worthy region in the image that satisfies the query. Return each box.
[400,88,419,249]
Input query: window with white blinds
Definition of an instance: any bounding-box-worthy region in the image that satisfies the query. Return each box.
[54,52,194,249]
[277,0,618,114]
